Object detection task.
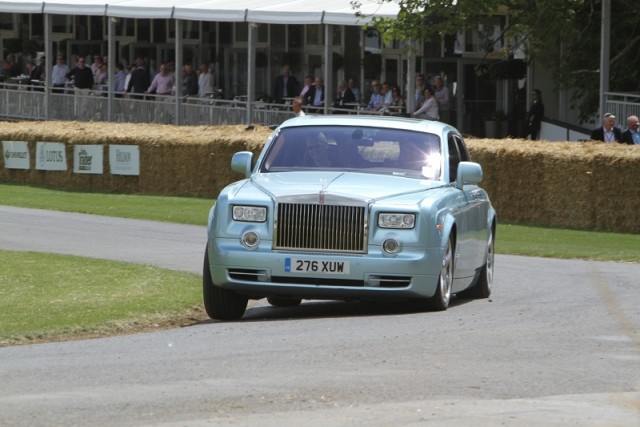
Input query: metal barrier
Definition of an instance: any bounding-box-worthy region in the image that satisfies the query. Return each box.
[0,84,298,126]
[3,84,639,130]
[0,83,392,126]
[604,92,640,122]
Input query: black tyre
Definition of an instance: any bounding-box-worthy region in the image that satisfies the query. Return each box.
[427,235,454,311]
[267,297,302,307]
[203,247,248,320]
[457,229,494,299]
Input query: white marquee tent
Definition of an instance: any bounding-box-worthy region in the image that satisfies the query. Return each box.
[0,0,400,24]
[0,0,402,123]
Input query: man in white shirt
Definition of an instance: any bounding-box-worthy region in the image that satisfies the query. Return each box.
[51,55,69,92]
[198,64,214,98]
[590,113,622,143]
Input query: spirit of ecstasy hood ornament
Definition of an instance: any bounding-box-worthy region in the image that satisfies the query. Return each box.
[319,179,328,204]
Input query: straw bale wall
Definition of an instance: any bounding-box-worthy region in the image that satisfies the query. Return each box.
[0,121,267,198]
[1,122,638,233]
[469,139,639,233]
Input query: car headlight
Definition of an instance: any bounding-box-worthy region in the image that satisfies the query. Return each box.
[232,205,267,222]
[378,213,415,229]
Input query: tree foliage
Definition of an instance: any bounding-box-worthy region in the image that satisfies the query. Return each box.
[354,0,640,121]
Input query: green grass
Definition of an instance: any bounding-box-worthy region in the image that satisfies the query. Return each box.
[497,223,640,263]
[0,182,638,345]
[0,250,203,346]
[0,184,212,225]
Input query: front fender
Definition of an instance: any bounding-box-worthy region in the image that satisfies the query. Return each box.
[438,210,457,254]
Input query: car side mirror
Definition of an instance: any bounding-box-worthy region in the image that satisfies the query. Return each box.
[231,151,254,178]
[456,161,483,189]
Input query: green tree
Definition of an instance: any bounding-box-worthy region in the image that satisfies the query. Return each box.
[353,0,640,122]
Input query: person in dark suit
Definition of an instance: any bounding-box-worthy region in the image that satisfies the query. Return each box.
[65,56,93,89]
[525,89,544,140]
[126,57,150,99]
[333,80,356,110]
[274,64,299,103]
[590,112,623,143]
[305,76,325,112]
[620,115,640,145]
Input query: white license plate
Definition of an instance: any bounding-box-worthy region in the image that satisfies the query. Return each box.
[284,257,350,275]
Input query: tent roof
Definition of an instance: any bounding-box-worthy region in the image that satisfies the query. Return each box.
[0,0,398,24]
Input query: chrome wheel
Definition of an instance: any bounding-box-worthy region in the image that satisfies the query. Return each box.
[483,231,495,293]
[429,236,453,311]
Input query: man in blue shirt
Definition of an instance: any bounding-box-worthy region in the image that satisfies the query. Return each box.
[621,115,640,144]
[366,80,384,112]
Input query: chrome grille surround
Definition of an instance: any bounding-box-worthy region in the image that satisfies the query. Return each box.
[274,195,369,253]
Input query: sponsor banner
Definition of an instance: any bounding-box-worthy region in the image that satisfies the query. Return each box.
[109,145,140,176]
[2,140,30,169]
[36,142,67,171]
[73,145,103,174]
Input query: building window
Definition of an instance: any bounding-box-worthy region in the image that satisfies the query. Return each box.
[52,15,72,34]
[202,22,216,45]
[183,20,199,40]
[0,13,13,31]
[235,22,248,43]
[137,19,150,41]
[115,18,135,37]
[364,28,380,54]
[306,25,321,45]
[90,16,103,40]
[332,26,342,47]
[288,25,302,49]
[465,16,505,54]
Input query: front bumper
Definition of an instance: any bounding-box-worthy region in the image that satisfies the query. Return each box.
[207,238,443,300]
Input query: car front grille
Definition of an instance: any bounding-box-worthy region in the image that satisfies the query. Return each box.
[275,202,367,253]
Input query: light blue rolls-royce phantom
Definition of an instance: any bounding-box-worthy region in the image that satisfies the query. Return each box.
[204,115,496,320]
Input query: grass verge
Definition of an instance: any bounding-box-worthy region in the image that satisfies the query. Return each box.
[0,250,204,347]
[0,184,211,225]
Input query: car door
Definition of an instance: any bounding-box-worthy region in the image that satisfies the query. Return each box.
[447,133,489,279]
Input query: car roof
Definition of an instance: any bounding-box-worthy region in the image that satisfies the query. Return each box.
[278,115,457,135]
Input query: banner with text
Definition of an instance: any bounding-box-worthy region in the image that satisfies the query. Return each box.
[109,145,140,176]
[36,142,67,171]
[2,140,30,169]
[73,145,103,174]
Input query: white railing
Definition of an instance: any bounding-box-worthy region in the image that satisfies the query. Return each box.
[0,83,295,125]
[0,83,399,126]
[604,92,640,121]
[0,83,383,126]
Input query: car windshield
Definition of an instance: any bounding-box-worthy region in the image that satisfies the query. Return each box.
[260,126,442,179]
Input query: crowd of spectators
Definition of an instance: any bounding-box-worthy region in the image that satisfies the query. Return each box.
[3,52,639,143]
[273,65,455,123]
[1,51,219,101]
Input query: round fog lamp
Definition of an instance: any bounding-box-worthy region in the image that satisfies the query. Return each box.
[382,238,400,254]
[241,231,260,249]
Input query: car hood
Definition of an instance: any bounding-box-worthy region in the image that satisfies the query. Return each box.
[243,171,444,202]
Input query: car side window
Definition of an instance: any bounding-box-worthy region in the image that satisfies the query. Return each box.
[447,133,470,183]
[447,134,461,183]
[454,135,470,162]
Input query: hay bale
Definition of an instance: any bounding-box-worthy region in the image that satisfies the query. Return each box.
[467,138,640,233]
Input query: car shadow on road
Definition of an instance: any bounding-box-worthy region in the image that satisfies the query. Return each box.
[192,295,475,325]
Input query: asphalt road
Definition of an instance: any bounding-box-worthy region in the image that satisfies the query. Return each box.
[1,206,639,426]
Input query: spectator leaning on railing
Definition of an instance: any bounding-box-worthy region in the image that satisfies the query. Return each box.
[65,57,93,89]
[51,55,69,91]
